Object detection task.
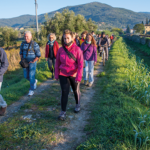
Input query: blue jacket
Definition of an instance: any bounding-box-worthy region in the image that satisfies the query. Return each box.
[0,48,9,82]
[20,41,41,62]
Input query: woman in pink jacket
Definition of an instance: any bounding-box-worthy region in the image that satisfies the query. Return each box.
[55,29,83,120]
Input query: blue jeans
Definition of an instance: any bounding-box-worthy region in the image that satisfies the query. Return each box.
[23,62,37,90]
[83,60,94,83]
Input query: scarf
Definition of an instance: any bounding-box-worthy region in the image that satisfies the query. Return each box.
[65,41,73,46]
[86,41,91,44]
[49,40,55,46]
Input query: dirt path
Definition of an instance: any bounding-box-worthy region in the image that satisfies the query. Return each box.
[0,79,56,123]
[0,59,104,150]
[51,60,104,150]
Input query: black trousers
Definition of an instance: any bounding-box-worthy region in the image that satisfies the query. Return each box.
[48,58,56,73]
[59,75,81,111]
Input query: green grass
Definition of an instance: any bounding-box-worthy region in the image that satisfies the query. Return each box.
[1,59,52,105]
[0,82,67,149]
[124,38,150,67]
[77,37,150,149]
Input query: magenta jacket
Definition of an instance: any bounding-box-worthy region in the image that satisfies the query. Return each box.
[55,43,83,82]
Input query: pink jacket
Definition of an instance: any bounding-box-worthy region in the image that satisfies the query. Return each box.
[55,43,83,82]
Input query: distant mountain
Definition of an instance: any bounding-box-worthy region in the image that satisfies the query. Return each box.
[0,2,150,28]
[139,12,150,14]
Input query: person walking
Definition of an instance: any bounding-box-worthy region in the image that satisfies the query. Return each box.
[0,47,9,116]
[81,33,97,87]
[110,34,114,44]
[75,35,80,47]
[45,33,59,79]
[91,31,97,42]
[55,29,83,120]
[79,31,88,46]
[20,31,41,96]
[97,34,101,54]
[98,32,110,60]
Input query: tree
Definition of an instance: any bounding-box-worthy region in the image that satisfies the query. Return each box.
[40,9,98,40]
[1,27,18,49]
[111,28,124,34]
[142,21,144,24]
[133,24,145,34]
[149,19,150,25]
[126,25,130,34]
[146,18,149,25]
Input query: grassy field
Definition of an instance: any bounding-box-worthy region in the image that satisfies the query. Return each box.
[1,59,52,105]
[77,37,150,149]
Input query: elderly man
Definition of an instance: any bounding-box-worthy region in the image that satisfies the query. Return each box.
[0,47,9,116]
[20,31,41,96]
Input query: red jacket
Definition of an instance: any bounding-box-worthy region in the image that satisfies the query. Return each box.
[110,36,113,40]
[45,41,59,58]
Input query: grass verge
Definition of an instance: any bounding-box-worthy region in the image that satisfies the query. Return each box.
[77,37,150,150]
[1,59,52,105]
[124,38,150,67]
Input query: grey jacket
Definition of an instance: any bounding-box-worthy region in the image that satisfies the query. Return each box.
[0,48,9,82]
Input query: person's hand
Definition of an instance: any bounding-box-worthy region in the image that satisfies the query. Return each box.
[46,58,47,61]
[94,62,96,65]
[75,81,80,83]
[29,61,34,64]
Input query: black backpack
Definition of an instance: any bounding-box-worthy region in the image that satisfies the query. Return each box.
[19,41,35,68]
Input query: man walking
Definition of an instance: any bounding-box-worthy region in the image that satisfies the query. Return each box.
[20,31,41,96]
[0,47,9,116]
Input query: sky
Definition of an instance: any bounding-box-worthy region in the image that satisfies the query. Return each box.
[0,0,150,19]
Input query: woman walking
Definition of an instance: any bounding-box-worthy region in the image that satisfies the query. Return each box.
[45,33,59,79]
[81,33,97,87]
[55,29,83,120]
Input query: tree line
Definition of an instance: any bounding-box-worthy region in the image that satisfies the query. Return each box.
[0,9,123,49]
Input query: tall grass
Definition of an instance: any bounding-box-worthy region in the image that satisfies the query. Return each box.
[77,37,150,149]
[5,47,45,71]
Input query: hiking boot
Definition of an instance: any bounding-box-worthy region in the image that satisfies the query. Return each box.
[34,79,38,90]
[0,106,7,116]
[28,90,34,96]
[84,80,88,86]
[88,82,93,87]
[58,111,66,121]
[74,104,80,113]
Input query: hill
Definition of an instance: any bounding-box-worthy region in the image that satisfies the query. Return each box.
[139,12,150,14]
[0,2,150,28]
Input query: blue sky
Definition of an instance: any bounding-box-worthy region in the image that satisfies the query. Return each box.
[0,0,150,19]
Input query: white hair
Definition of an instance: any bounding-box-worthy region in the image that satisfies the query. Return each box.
[24,31,32,36]
[47,33,56,41]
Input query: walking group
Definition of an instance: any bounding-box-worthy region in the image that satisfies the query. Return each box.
[0,29,114,120]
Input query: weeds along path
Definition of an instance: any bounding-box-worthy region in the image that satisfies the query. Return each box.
[0,79,56,123]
